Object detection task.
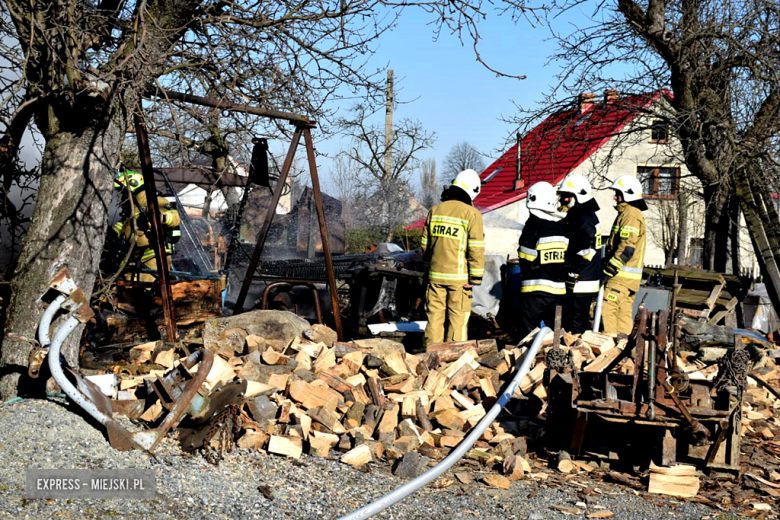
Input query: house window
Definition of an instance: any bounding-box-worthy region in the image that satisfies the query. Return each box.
[637,166,680,199]
[650,120,669,143]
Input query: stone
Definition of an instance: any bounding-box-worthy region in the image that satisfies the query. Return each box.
[204,310,310,352]
[304,324,338,348]
[393,452,430,479]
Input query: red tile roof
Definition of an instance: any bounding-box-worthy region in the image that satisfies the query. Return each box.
[408,91,667,230]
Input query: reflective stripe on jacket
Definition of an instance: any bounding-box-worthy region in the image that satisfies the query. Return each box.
[422,200,485,286]
[563,202,602,294]
[604,202,646,285]
[517,214,568,295]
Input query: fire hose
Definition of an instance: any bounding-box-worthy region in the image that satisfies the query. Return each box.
[337,326,551,520]
[592,285,605,332]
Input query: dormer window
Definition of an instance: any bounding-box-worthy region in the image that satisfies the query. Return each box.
[650,120,669,143]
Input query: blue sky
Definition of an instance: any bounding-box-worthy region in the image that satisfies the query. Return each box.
[314,3,601,188]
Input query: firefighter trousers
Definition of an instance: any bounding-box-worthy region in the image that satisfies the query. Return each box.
[601,277,638,336]
[563,293,596,334]
[424,283,472,346]
[518,292,562,340]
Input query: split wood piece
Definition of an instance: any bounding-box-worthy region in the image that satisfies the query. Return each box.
[237,430,269,450]
[380,351,410,376]
[345,402,366,429]
[309,431,339,457]
[377,404,400,444]
[423,370,451,399]
[246,381,277,399]
[383,374,416,394]
[442,350,478,379]
[261,348,290,366]
[308,406,346,434]
[153,347,177,369]
[245,334,266,353]
[448,364,476,390]
[289,337,324,358]
[425,339,498,364]
[479,377,497,397]
[267,372,291,393]
[450,390,476,410]
[341,351,365,376]
[341,444,373,467]
[129,341,160,364]
[367,377,387,408]
[268,435,303,459]
[483,474,511,489]
[433,391,456,413]
[518,362,546,394]
[349,383,372,405]
[581,331,615,356]
[433,409,466,431]
[415,399,434,432]
[139,401,163,422]
[583,338,629,373]
[198,354,237,390]
[387,390,431,406]
[345,373,367,387]
[361,404,383,437]
[294,351,313,371]
[313,347,336,374]
[402,396,419,418]
[647,463,699,498]
[460,404,486,424]
[318,370,354,394]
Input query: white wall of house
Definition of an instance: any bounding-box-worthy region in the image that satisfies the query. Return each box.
[482,99,757,272]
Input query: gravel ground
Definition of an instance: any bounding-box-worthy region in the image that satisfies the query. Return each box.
[0,397,714,520]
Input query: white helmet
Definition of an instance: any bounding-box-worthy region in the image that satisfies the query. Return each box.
[558,174,594,205]
[611,175,643,202]
[452,169,481,201]
[527,182,558,213]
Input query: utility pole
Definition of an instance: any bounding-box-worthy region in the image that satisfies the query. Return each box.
[384,69,394,241]
[384,69,394,180]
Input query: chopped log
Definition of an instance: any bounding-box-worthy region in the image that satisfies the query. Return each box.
[380,351,410,376]
[415,399,434,432]
[377,404,400,444]
[367,377,387,408]
[294,350,313,371]
[341,444,373,467]
[402,396,419,418]
[648,463,699,498]
[426,339,497,363]
[394,435,421,453]
[583,338,629,373]
[267,435,303,459]
[139,401,163,422]
[479,377,497,397]
[267,372,290,392]
[237,430,268,450]
[289,337,324,358]
[433,409,466,431]
[262,348,290,366]
[581,331,615,355]
[483,474,511,489]
[345,374,367,387]
[449,365,475,390]
[309,432,339,457]
[460,404,486,424]
[519,362,546,394]
[350,383,372,405]
[433,392,456,413]
[313,347,336,374]
[318,371,353,394]
[361,405,383,436]
[423,370,451,399]
[442,350,478,378]
[153,347,177,369]
[345,402,366,429]
[308,406,346,434]
[450,390,476,410]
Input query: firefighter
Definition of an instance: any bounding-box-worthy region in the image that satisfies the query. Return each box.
[600,175,647,335]
[558,174,601,333]
[112,170,181,282]
[422,169,485,346]
[517,181,568,339]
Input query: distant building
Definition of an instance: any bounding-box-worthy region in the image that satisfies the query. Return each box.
[411,90,755,271]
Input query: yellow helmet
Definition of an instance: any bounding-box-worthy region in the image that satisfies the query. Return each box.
[114,170,145,193]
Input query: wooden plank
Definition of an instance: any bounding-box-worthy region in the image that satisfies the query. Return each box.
[648,463,699,497]
[708,296,739,325]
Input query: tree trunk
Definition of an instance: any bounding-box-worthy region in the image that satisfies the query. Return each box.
[702,185,733,271]
[0,119,123,399]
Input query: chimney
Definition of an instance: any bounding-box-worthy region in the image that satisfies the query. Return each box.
[579,92,596,113]
[513,132,524,191]
[604,89,619,104]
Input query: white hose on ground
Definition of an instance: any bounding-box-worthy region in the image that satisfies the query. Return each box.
[337,326,552,520]
[38,293,68,346]
[45,299,114,427]
[592,285,605,332]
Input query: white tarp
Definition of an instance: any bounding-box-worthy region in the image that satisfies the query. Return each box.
[471,255,506,318]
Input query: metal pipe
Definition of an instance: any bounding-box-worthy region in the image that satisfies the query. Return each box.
[337,326,552,520]
[134,107,178,342]
[234,127,303,313]
[38,293,68,346]
[260,282,324,324]
[647,313,657,420]
[302,127,343,340]
[592,285,605,332]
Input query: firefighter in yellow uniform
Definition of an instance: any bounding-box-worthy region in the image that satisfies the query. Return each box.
[601,175,647,335]
[422,169,485,345]
[112,170,181,282]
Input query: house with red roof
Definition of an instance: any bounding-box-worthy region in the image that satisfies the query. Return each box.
[411,90,753,268]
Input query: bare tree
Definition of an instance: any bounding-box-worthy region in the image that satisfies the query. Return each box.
[0,0,544,398]
[419,158,439,209]
[509,0,780,313]
[442,141,485,181]
[338,104,435,235]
